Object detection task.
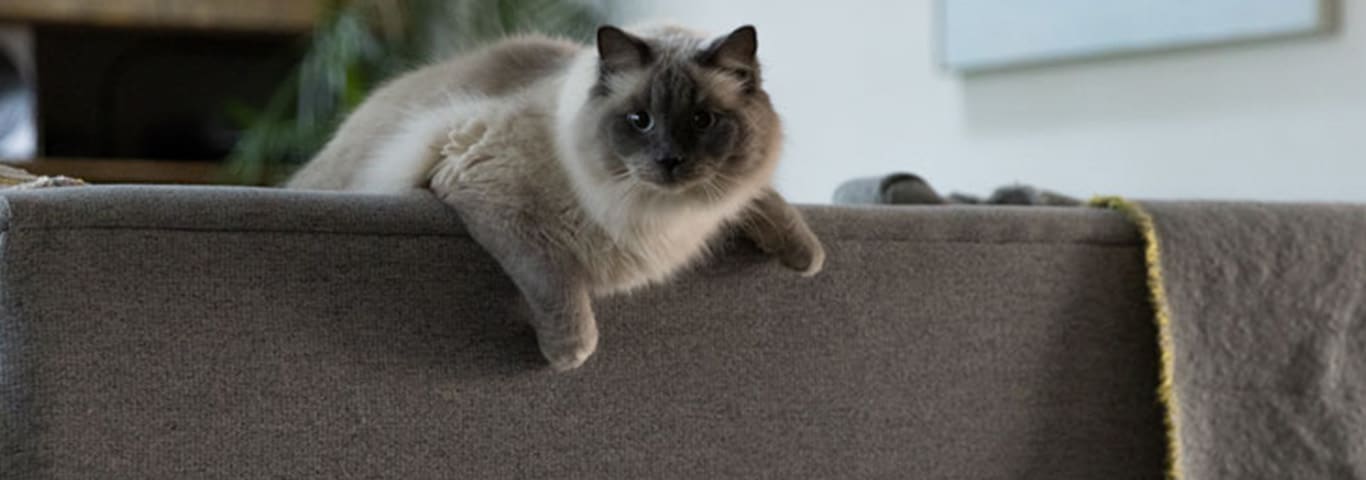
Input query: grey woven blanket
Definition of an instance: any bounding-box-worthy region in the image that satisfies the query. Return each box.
[1102,199,1366,479]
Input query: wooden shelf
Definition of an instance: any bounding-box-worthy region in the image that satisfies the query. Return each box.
[0,0,318,33]
[9,158,229,184]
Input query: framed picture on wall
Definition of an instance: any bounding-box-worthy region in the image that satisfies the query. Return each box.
[937,0,1336,73]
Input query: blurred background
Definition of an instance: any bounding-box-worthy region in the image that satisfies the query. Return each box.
[0,0,1359,203]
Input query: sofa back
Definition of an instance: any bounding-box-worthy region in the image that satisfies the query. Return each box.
[0,186,1163,479]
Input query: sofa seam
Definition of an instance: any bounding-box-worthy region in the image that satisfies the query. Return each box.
[6,224,475,240]
[5,225,1141,248]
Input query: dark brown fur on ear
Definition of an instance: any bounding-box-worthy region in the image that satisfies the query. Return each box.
[597,26,652,71]
[703,25,758,69]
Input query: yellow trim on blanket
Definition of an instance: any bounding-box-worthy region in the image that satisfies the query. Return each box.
[1091,196,1182,480]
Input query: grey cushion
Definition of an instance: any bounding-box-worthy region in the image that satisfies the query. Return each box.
[0,186,1164,479]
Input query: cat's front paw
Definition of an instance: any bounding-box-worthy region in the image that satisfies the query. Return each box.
[780,238,825,277]
[537,326,599,372]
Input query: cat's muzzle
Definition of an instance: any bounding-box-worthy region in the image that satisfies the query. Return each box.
[643,156,704,188]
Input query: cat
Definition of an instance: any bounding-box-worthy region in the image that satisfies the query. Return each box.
[286,24,824,371]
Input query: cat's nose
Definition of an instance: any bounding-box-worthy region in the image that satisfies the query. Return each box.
[655,156,685,171]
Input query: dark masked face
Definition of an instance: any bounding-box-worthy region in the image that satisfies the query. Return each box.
[606,67,743,190]
[590,25,780,197]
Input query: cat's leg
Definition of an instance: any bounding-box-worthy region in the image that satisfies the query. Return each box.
[513,271,598,372]
[739,187,826,276]
[438,196,599,371]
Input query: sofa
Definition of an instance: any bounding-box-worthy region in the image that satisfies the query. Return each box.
[0,185,1165,479]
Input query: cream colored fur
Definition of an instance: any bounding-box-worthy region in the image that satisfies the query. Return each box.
[334,35,771,294]
[287,26,822,370]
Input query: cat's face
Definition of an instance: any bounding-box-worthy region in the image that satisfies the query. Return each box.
[588,25,781,199]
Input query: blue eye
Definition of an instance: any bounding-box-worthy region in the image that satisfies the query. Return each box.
[692,111,716,130]
[626,111,653,132]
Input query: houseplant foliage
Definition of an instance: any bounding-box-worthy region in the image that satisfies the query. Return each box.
[224,0,604,184]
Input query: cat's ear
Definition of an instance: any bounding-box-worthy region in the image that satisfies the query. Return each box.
[597,26,652,71]
[702,25,759,70]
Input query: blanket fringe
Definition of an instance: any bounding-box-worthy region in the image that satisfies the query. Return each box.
[1091,196,1182,480]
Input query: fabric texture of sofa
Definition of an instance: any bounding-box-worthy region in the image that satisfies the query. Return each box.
[0,186,1165,479]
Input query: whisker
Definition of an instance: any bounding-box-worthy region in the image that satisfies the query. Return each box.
[698,179,725,203]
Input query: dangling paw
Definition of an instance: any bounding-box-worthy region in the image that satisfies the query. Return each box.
[536,322,599,372]
[779,237,825,277]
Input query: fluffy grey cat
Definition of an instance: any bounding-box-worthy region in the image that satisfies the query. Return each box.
[287,24,824,370]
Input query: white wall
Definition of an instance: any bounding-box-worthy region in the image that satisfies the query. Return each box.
[615,1,1366,203]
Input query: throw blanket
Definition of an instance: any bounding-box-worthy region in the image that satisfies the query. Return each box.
[0,164,83,189]
[1097,198,1366,480]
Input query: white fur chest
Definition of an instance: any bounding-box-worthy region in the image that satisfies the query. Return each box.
[588,192,752,294]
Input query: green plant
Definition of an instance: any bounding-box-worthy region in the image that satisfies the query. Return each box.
[224,0,604,185]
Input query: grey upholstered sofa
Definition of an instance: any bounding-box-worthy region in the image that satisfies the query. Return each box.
[1,186,1165,479]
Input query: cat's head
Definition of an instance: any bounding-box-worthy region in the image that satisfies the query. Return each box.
[573,24,782,202]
